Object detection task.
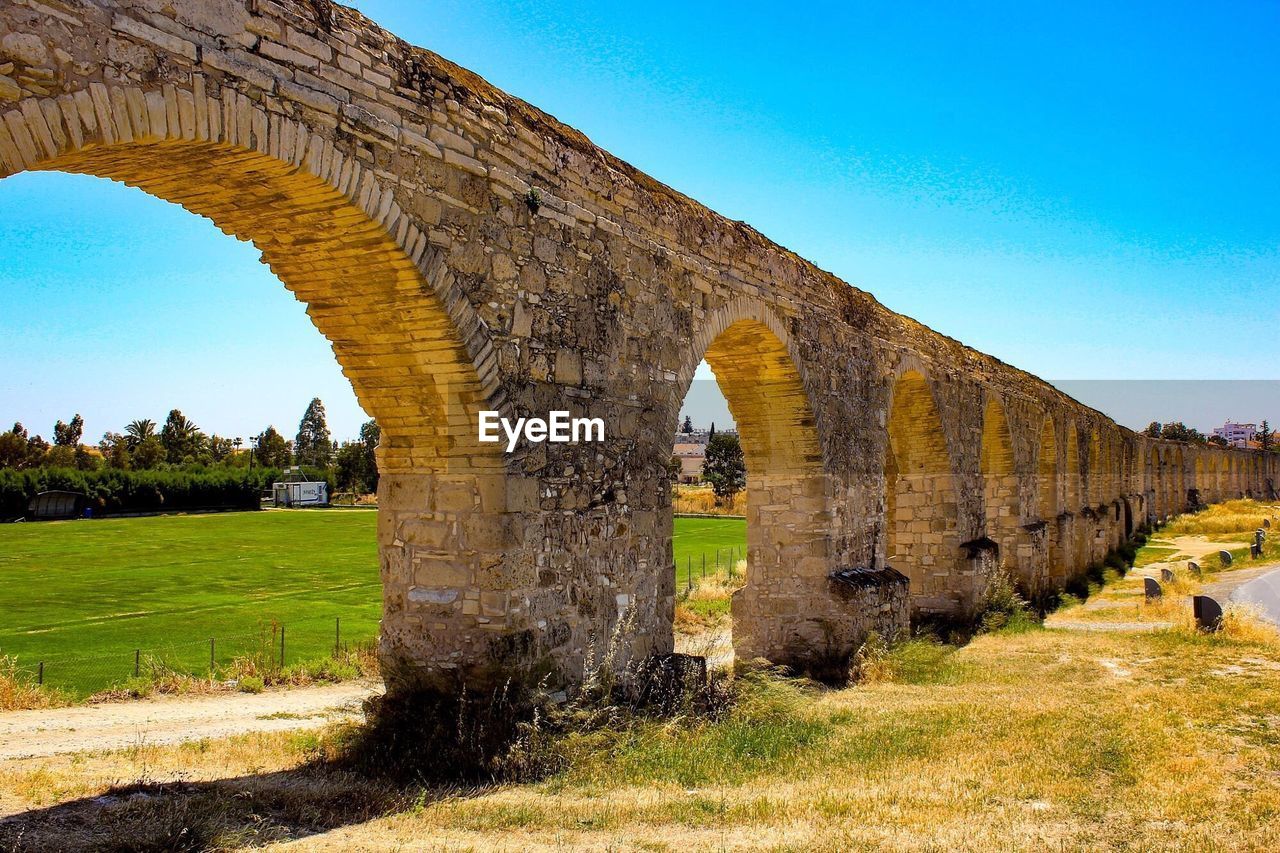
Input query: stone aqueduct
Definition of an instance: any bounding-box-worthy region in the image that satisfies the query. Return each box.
[2,0,1275,692]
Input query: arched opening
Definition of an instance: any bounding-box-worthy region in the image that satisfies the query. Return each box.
[1149,447,1164,520]
[1172,447,1185,515]
[1194,455,1206,507]
[885,370,961,615]
[980,397,1021,579]
[1035,416,1060,587]
[1,94,508,694]
[1037,418,1059,521]
[1088,429,1103,507]
[1065,423,1081,513]
[673,313,828,669]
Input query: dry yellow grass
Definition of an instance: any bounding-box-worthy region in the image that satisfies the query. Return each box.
[1162,499,1280,537]
[673,484,746,516]
[8,502,1280,849]
[0,656,72,712]
[674,562,745,634]
[3,615,1279,850]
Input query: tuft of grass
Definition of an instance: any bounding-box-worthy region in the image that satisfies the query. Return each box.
[0,655,74,711]
[674,561,745,633]
[977,566,1040,635]
[1217,604,1280,644]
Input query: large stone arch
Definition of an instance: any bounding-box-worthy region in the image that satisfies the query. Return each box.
[675,297,832,667]
[1065,422,1081,513]
[980,395,1021,578]
[884,366,966,615]
[0,78,551,692]
[1087,428,1103,507]
[1032,414,1060,589]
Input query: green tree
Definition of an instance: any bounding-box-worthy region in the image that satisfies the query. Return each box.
[1159,421,1206,444]
[680,414,694,433]
[334,419,380,494]
[1142,421,1162,438]
[1260,420,1272,455]
[208,435,235,463]
[255,426,292,469]
[44,444,75,467]
[160,409,205,464]
[125,418,156,449]
[53,414,84,447]
[1208,435,1229,447]
[132,435,165,470]
[702,432,745,504]
[294,398,333,468]
[99,432,131,470]
[0,423,31,469]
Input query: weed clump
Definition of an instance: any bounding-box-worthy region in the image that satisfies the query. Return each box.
[977,567,1039,634]
[0,655,72,711]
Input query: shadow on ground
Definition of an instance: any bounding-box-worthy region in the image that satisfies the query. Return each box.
[0,767,453,852]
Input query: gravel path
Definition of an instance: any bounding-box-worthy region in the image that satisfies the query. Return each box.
[0,680,381,760]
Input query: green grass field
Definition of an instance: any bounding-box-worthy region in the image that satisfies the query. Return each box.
[0,510,745,696]
[673,514,746,587]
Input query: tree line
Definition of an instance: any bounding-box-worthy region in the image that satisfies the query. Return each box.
[1142,419,1274,452]
[0,397,380,495]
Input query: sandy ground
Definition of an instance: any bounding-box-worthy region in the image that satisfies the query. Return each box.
[0,680,381,760]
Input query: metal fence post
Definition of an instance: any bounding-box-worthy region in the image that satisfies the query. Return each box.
[37,661,43,685]
[134,649,140,678]
[279,625,286,669]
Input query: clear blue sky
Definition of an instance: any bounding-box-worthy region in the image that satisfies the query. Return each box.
[2,0,1278,442]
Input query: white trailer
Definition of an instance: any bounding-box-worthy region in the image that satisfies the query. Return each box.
[271,479,329,507]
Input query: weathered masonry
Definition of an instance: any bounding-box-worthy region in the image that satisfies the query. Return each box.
[2,0,1275,693]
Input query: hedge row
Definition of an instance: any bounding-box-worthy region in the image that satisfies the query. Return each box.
[0,467,335,519]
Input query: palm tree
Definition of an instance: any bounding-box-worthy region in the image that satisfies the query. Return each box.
[124,418,156,450]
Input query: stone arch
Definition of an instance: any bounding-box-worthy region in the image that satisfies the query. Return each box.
[885,367,962,615]
[1194,454,1206,507]
[980,396,1020,575]
[1065,422,1081,513]
[1037,417,1059,521]
[678,298,829,666]
[1034,415,1061,587]
[1149,446,1164,520]
[1088,429,1103,507]
[1172,446,1186,515]
[0,84,521,692]
[0,89,501,476]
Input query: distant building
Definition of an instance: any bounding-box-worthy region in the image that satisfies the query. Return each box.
[673,441,706,483]
[1213,421,1257,448]
[671,428,737,483]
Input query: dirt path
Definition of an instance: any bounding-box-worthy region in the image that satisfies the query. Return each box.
[1046,534,1280,634]
[0,680,381,760]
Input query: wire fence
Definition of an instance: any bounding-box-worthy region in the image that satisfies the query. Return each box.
[3,610,379,699]
[675,544,746,591]
[5,533,748,699]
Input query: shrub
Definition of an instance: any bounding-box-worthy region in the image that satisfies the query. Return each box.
[0,466,333,518]
[238,675,265,694]
[977,568,1038,634]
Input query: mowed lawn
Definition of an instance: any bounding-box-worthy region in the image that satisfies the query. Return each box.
[0,511,745,696]
[0,510,382,696]
[672,515,746,587]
